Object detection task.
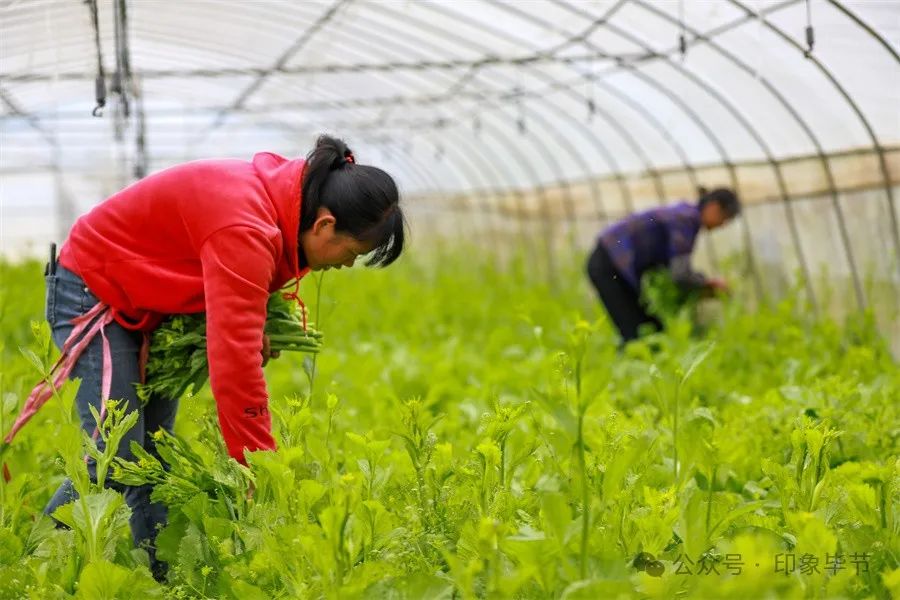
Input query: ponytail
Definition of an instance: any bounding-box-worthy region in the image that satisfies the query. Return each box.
[300,134,405,267]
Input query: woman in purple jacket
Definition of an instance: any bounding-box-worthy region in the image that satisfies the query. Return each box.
[586,188,740,343]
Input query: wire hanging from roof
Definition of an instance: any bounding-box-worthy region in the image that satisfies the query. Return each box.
[586,53,596,122]
[86,0,106,117]
[678,0,687,59]
[133,76,147,179]
[514,87,526,135]
[111,0,132,121]
[804,0,816,58]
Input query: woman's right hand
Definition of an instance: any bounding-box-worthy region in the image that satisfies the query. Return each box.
[706,277,731,297]
[261,334,280,367]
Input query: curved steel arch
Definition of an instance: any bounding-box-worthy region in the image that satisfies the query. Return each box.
[728,0,896,298]
[375,116,539,266]
[274,12,558,264]
[431,122,536,263]
[376,134,473,248]
[629,0,880,312]
[22,0,798,122]
[402,0,637,226]
[814,0,900,269]
[330,7,565,197]
[361,112,564,273]
[467,106,562,278]
[418,122,519,263]
[316,2,599,267]
[133,2,795,116]
[391,0,681,260]
[438,0,737,288]
[396,0,785,281]
[239,17,546,268]
[552,2,771,289]
[482,5,756,296]
[362,137,455,246]
[827,0,900,63]
[394,134,488,245]
[604,3,819,308]
[2,3,327,95]
[361,3,591,207]
[5,0,896,297]
[811,0,900,274]
[243,111,478,247]
[395,15,645,266]
[334,2,599,219]
[555,0,878,306]
[183,11,536,256]
[414,1,659,217]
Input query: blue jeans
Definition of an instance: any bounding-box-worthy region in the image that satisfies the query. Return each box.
[43,265,178,572]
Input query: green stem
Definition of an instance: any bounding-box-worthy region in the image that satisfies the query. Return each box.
[267,334,322,345]
[79,493,96,562]
[577,408,589,580]
[309,272,325,395]
[705,464,716,540]
[499,437,506,489]
[673,382,681,484]
[617,503,629,555]
[337,496,351,584]
[267,318,324,333]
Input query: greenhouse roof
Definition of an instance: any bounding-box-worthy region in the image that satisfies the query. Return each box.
[2,0,897,191]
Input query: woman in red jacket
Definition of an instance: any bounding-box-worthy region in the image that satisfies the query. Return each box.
[9,134,404,577]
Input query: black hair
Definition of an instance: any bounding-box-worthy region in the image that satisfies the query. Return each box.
[300,134,405,267]
[697,186,741,218]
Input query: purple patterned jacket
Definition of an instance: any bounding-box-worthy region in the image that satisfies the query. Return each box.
[598,201,706,290]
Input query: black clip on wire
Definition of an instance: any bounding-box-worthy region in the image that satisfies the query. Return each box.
[803,0,815,58]
[92,74,106,117]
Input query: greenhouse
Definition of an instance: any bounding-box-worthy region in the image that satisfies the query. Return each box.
[0,1,897,598]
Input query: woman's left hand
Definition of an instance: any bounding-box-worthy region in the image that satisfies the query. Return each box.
[261,334,280,367]
[705,277,731,297]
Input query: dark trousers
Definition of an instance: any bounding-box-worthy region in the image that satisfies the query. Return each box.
[586,243,662,343]
[43,264,177,575]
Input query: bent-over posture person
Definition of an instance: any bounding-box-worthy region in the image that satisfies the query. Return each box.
[586,188,740,344]
[5,134,405,579]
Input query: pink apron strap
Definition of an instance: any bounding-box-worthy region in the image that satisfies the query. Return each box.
[3,302,115,445]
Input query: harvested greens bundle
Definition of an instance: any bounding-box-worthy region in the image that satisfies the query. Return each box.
[137,293,322,402]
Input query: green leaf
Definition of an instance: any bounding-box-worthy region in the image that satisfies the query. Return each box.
[0,527,24,564]
[541,492,572,544]
[707,500,772,540]
[18,347,46,375]
[680,341,715,384]
[560,578,634,599]
[75,559,162,598]
[686,406,718,428]
[225,579,270,600]
[365,573,454,600]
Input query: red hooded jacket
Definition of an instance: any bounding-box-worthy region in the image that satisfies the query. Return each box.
[58,152,310,463]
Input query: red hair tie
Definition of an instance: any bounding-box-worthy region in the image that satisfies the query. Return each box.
[345,152,355,164]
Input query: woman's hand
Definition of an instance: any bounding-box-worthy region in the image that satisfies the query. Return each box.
[261,334,280,367]
[705,277,731,297]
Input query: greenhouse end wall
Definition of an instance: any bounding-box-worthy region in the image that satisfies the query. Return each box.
[407,148,900,354]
